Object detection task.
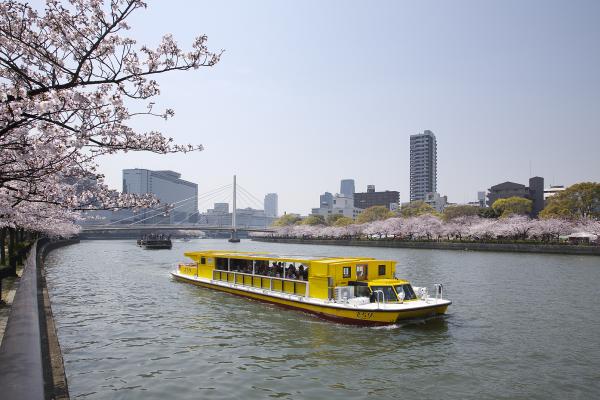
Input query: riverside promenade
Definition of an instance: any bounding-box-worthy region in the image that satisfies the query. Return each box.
[0,239,76,400]
[0,265,22,340]
[252,237,600,256]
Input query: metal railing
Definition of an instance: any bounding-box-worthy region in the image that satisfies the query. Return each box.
[372,289,385,309]
[212,270,309,298]
[434,283,444,302]
[0,241,44,399]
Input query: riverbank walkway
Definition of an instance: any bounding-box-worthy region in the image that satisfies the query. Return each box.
[0,239,72,399]
[0,264,23,342]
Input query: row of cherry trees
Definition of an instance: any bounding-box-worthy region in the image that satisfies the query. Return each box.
[1,0,218,244]
[1,0,218,276]
[255,215,600,243]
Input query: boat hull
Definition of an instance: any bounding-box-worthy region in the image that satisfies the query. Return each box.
[172,273,450,325]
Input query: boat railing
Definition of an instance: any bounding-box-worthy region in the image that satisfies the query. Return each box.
[434,283,444,302]
[372,289,385,309]
[212,269,309,298]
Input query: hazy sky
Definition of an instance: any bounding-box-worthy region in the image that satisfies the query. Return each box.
[91,0,599,214]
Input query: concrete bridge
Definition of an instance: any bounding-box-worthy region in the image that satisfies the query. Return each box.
[78,224,274,239]
[81,224,274,233]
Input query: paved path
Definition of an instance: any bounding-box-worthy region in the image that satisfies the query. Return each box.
[0,266,23,343]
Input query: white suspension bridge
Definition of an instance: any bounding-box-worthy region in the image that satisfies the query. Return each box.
[80,175,275,241]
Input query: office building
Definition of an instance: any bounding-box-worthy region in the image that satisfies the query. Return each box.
[213,203,229,213]
[354,185,400,211]
[320,192,334,208]
[264,193,278,218]
[340,179,355,198]
[410,130,437,202]
[122,169,198,223]
[487,176,545,217]
[199,204,274,228]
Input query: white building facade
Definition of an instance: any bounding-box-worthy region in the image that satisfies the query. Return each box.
[424,192,448,212]
[311,194,362,219]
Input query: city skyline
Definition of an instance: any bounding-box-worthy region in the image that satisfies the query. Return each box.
[88,0,599,214]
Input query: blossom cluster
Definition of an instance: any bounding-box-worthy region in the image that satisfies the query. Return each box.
[1,0,219,236]
[254,215,600,242]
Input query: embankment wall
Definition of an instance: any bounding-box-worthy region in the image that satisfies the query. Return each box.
[252,238,600,256]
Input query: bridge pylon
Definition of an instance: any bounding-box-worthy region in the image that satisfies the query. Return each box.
[228,174,240,243]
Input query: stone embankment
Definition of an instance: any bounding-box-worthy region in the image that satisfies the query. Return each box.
[0,238,78,400]
[252,237,600,256]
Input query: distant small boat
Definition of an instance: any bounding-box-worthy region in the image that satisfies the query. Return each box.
[138,235,172,250]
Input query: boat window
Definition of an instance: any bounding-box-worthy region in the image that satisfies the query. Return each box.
[370,286,397,302]
[378,264,386,276]
[200,257,206,265]
[342,266,351,278]
[215,258,227,270]
[395,284,417,301]
[356,264,368,281]
[355,286,370,298]
[230,258,252,273]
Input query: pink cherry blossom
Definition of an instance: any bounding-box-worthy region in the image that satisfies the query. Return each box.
[1,0,220,235]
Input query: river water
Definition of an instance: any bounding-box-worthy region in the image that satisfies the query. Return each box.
[44,239,600,399]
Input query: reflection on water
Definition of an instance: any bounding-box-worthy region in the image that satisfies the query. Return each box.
[45,240,600,399]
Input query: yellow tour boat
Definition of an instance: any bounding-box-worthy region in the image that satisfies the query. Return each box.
[172,250,451,325]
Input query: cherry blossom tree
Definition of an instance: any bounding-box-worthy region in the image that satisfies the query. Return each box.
[494,215,532,240]
[468,218,498,241]
[1,0,221,235]
[528,218,573,242]
[574,218,600,236]
[416,214,443,240]
[264,214,596,246]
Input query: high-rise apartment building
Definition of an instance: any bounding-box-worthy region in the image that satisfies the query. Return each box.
[340,179,355,198]
[410,130,437,202]
[264,193,278,218]
[122,169,198,223]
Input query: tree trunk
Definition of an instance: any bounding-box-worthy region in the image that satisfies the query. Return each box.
[0,227,6,266]
[8,228,17,276]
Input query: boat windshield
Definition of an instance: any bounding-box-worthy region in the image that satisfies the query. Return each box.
[370,286,398,302]
[395,284,417,301]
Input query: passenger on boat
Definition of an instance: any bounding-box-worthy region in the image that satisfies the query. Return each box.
[298,265,305,280]
[287,264,297,279]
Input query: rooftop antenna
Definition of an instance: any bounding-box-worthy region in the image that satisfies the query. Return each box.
[529,160,532,178]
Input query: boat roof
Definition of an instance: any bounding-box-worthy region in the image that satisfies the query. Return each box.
[184,250,394,264]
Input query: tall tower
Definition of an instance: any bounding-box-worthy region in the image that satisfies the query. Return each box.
[340,179,355,198]
[409,130,437,202]
[264,193,278,218]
